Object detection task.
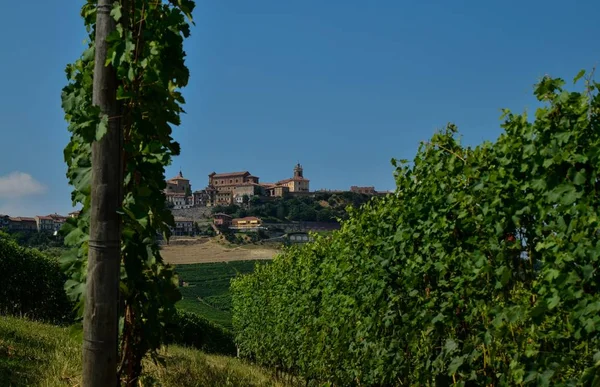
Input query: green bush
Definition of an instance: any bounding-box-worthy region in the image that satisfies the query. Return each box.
[231,73,600,386]
[166,310,236,356]
[0,232,74,325]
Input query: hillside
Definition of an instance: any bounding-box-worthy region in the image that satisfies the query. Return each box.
[0,315,288,386]
[211,191,377,223]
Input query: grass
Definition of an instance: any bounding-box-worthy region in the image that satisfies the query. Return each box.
[174,260,269,330]
[0,315,288,386]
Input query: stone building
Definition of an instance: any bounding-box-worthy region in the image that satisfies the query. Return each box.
[208,171,259,192]
[274,163,310,193]
[233,184,264,204]
[170,217,194,236]
[9,217,37,231]
[35,215,54,232]
[165,171,193,208]
[350,186,376,195]
[166,170,191,194]
[206,171,260,206]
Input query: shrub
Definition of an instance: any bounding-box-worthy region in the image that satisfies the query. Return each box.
[0,232,74,325]
[231,73,600,385]
[166,310,236,356]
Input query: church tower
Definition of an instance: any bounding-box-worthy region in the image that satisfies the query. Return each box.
[294,163,303,178]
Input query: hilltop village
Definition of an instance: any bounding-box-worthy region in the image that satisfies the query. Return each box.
[164,163,386,209]
[162,163,389,237]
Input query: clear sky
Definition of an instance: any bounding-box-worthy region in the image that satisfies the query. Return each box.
[0,0,598,217]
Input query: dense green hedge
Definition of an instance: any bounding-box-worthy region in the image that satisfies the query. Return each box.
[0,232,74,325]
[166,310,236,356]
[231,73,600,386]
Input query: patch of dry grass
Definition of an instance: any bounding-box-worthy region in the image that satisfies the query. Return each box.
[161,237,278,265]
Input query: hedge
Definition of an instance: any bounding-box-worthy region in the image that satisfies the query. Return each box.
[0,232,74,325]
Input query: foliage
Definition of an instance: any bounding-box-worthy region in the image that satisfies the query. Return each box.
[3,229,64,250]
[0,232,73,325]
[60,0,195,382]
[195,223,216,237]
[232,72,600,386]
[175,261,269,329]
[0,315,285,387]
[165,310,236,355]
[212,192,373,223]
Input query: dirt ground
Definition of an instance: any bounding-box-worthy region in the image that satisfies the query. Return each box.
[160,237,280,264]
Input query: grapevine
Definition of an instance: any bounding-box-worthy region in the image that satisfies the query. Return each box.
[60,0,195,383]
[232,72,600,386]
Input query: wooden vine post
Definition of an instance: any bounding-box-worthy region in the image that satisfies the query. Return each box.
[62,0,195,384]
[83,0,122,385]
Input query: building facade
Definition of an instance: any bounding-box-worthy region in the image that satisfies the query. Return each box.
[230,216,262,230]
[9,217,37,231]
[35,216,54,232]
[0,215,10,229]
[48,213,68,231]
[350,186,377,195]
[213,213,232,227]
[275,163,310,193]
[166,171,191,194]
[170,217,194,236]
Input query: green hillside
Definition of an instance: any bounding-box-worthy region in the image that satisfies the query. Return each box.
[175,261,269,329]
[0,315,287,387]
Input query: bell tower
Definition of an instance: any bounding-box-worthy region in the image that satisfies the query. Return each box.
[294,163,303,178]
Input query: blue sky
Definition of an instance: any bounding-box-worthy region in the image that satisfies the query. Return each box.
[0,0,598,217]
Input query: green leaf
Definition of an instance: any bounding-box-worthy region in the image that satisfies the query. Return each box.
[96,114,109,141]
[448,355,465,374]
[573,69,585,84]
[573,170,586,185]
[110,3,122,21]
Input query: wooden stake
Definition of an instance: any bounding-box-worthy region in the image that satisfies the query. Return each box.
[82,0,122,385]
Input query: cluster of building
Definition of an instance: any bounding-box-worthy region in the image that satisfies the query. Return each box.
[0,212,79,233]
[164,163,386,210]
[164,163,310,209]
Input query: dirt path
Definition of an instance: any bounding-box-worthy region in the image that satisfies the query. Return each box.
[160,237,279,264]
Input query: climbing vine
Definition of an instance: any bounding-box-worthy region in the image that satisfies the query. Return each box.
[60,0,195,383]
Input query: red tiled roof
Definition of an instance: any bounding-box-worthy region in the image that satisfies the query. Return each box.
[276,177,310,184]
[47,213,67,220]
[36,216,53,220]
[213,213,233,218]
[209,171,250,178]
[14,217,36,222]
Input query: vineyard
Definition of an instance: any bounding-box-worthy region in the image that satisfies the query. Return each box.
[175,261,269,329]
[231,73,600,386]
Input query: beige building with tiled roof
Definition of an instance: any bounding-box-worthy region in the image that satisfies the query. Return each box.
[275,163,310,193]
